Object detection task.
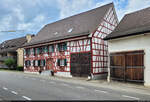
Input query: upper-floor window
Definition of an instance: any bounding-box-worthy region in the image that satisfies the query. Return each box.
[57,59,67,66]
[58,43,67,52]
[36,48,40,55]
[49,45,54,53]
[33,48,36,55]
[25,48,30,56]
[44,46,48,53]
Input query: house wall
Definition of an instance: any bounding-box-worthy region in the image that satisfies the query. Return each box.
[7,52,16,57]
[91,7,118,79]
[108,34,150,86]
[16,48,24,67]
[24,38,91,77]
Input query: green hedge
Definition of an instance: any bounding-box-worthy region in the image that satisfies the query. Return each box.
[16,66,24,71]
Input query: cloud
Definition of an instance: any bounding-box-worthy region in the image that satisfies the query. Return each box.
[0,0,59,42]
[116,0,150,20]
[56,0,95,19]
[0,0,150,43]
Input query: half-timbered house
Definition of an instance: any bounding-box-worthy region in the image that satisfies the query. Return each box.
[104,6,150,86]
[23,3,118,79]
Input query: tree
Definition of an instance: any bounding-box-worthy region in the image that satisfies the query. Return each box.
[4,58,16,69]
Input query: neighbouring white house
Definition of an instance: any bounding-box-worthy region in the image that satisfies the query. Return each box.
[104,6,150,86]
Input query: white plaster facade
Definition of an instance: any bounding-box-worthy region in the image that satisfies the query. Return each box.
[107,33,150,86]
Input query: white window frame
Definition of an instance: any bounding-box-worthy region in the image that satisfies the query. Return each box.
[60,59,65,66]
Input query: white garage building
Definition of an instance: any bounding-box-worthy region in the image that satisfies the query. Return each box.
[104,6,150,86]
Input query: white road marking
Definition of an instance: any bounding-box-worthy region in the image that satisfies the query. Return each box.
[3,87,8,90]
[40,80,45,82]
[24,77,29,78]
[49,81,55,84]
[31,78,36,80]
[122,95,140,100]
[94,89,108,93]
[11,91,18,95]
[61,83,69,87]
[76,86,84,89]
[22,96,32,100]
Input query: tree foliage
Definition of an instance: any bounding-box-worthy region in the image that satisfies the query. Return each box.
[4,58,16,69]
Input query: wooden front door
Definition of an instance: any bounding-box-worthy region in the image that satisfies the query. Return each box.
[110,50,144,82]
[70,52,91,77]
[46,58,54,70]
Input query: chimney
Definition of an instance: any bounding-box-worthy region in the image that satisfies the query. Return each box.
[26,34,33,43]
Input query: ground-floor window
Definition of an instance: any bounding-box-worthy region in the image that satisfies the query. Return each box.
[25,60,31,67]
[33,60,46,67]
[33,60,38,66]
[57,59,67,66]
[41,59,46,66]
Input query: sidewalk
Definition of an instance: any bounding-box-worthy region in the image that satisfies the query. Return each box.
[46,75,150,95]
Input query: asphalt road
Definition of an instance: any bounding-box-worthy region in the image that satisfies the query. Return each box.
[0,71,150,101]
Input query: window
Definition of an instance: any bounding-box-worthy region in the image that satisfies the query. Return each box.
[25,60,31,67]
[25,48,30,55]
[41,46,46,54]
[33,60,38,66]
[33,48,36,55]
[41,60,46,66]
[58,43,67,51]
[49,45,54,53]
[44,46,48,53]
[38,60,41,66]
[57,59,67,66]
[39,47,42,54]
[36,48,40,55]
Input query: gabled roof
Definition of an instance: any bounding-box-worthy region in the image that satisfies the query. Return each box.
[0,36,27,53]
[24,3,114,47]
[104,6,150,40]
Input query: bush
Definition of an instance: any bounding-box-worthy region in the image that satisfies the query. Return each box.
[4,58,16,69]
[16,66,24,71]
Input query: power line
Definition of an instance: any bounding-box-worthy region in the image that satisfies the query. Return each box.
[0,30,25,32]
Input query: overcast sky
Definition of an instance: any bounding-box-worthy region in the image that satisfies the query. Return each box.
[0,0,150,43]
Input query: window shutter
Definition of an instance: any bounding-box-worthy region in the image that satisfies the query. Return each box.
[38,60,41,66]
[57,59,60,66]
[52,45,54,52]
[28,49,30,55]
[64,43,67,51]
[29,60,31,66]
[64,59,67,66]
[44,60,45,66]
[25,61,27,66]
[33,48,34,55]
[39,47,41,54]
[45,46,48,53]
[36,48,40,54]
[41,60,43,66]
[57,44,60,51]
[33,60,35,66]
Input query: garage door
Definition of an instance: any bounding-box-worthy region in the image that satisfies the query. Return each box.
[110,50,144,82]
[70,52,91,77]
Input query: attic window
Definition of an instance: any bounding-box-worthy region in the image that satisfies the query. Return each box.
[54,32,58,35]
[68,28,73,33]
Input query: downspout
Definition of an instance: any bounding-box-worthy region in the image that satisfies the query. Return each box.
[107,52,111,82]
